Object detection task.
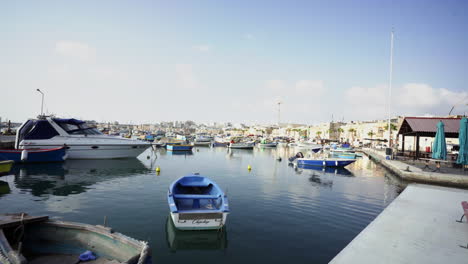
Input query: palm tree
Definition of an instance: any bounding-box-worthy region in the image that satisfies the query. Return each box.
[367,130,375,147]
[384,123,398,131]
[348,128,356,142]
[316,131,322,139]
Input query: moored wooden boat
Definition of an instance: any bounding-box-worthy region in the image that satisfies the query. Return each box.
[228,142,254,149]
[0,213,152,264]
[193,141,211,147]
[167,174,229,230]
[167,144,194,151]
[0,147,67,163]
[212,142,228,147]
[258,141,278,148]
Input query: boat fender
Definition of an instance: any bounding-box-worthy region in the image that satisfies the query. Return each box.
[322,161,326,166]
[335,160,338,166]
[79,250,96,261]
[21,150,28,161]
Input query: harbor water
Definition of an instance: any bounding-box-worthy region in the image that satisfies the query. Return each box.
[0,147,404,263]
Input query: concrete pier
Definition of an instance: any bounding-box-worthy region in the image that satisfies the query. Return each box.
[330,184,468,264]
[362,148,468,187]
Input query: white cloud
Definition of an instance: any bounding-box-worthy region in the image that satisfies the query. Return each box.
[192,44,211,52]
[398,83,439,107]
[344,83,468,119]
[294,80,325,96]
[260,79,327,123]
[55,40,96,62]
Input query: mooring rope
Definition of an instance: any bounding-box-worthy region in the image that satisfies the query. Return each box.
[137,242,149,264]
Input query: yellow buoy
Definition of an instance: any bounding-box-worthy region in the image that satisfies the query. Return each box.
[156,166,161,172]
[247,165,252,170]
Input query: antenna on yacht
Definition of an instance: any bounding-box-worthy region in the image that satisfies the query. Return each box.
[36,89,45,117]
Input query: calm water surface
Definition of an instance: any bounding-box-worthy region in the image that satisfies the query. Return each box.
[0,147,405,263]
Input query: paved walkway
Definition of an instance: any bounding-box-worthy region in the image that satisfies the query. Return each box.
[330,184,468,264]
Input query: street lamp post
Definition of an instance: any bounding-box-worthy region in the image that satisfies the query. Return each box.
[387,30,394,147]
[36,89,44,116]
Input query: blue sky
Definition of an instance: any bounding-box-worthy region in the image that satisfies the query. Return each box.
[1,0,467,124]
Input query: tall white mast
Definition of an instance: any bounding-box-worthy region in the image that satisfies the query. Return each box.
[388,30,394,147]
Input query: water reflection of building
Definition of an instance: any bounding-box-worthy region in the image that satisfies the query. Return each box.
[166,217,227,252]
[10,159,149,197]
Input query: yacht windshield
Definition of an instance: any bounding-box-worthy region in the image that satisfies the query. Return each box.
[55,119,102,135]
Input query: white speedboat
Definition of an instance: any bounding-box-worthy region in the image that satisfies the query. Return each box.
[193,135,212,146]
[296,142,322,152]
[16,116,150,159]
[258,142,278,148]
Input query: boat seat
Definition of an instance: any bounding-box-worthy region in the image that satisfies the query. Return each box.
[173,194,220,199]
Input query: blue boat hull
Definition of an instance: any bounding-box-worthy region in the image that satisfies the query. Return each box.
[212,142,228,147]
[297,158,356,167]
[167,145,193,151]
[0,148,67,163]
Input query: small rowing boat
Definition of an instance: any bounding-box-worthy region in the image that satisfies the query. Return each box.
[167,174,229,230]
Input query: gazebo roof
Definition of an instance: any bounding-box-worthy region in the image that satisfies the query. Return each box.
[397,117,461,138]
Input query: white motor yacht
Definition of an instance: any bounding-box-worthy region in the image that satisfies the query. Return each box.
[16,116,150,159]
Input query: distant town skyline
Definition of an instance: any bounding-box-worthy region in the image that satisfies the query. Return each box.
[1,0,467,124]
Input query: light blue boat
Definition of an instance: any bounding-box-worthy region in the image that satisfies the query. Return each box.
[167,174,229,230]
[297,158,356,167]
[167,144,194,151]
[330,151,357,159]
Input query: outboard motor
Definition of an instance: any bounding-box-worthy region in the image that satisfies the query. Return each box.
[288,152,304,162]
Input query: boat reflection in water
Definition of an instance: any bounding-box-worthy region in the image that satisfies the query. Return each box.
[294,164,354,189]
[10,159,149,197]
[166,150,193,156]
[296,164,353,176]
[166,217,227,252]
[0,180,10,196]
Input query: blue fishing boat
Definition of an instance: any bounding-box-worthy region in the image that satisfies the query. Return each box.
[167,174,229,230]
[296,158,356,167]
[0,147,67,163]
[212,142,228,147]
[167,144,194,151]
[296,164,353,176]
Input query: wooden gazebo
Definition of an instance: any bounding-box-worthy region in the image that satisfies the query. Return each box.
[396,117,461,159]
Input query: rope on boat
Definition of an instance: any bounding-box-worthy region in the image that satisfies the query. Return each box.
[137,242,149,264]
[0,248,12,264]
